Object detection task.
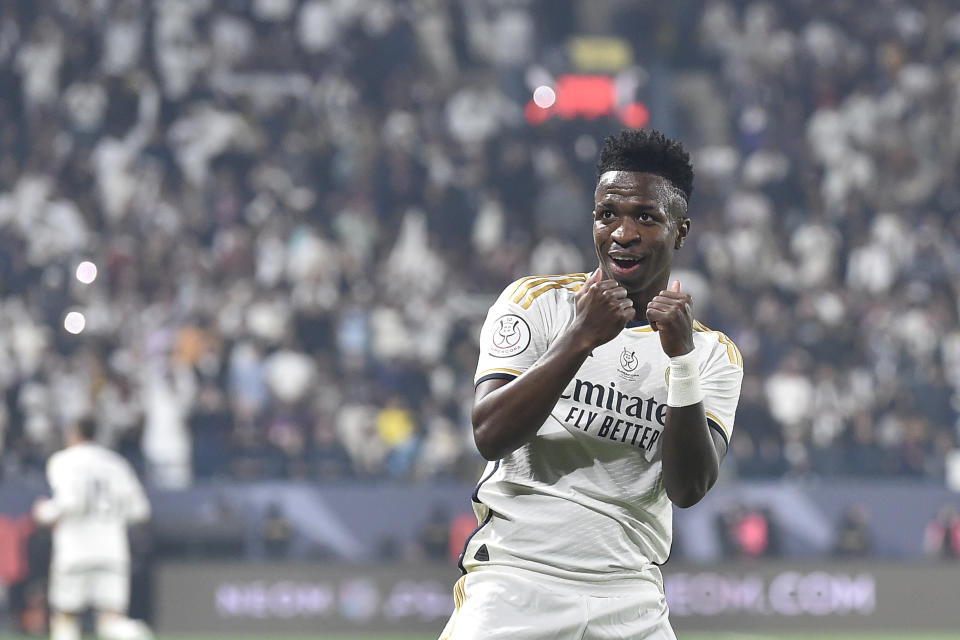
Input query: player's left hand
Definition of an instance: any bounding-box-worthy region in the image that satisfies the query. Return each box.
[646,280,695,357]
[31,497,52,523]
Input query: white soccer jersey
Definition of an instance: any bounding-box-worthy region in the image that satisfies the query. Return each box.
[463,273,743,590]
[43,443,151,571]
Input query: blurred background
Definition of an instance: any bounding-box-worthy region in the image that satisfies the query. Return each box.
[1,0,959,637]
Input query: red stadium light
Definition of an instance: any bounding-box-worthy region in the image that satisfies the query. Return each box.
[554,75,616,119]
[524,99,553,126]
[526,74,649,128]
[618,102,650,129]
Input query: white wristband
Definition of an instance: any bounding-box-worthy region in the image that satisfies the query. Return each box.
[667,350,703,407]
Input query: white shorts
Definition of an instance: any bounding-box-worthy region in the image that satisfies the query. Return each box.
[438,568,676,640]
[49,566,130,614]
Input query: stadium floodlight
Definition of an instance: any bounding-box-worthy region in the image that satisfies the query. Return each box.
[76,261,98,284]
[64,311,86,334]
[532,85,557,109]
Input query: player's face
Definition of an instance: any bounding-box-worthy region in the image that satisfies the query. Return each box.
[592,171,689,297]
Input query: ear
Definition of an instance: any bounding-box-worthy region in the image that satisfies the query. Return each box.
[675,218,691,250]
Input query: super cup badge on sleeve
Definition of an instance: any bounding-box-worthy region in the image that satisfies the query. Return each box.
[488,314,531,358]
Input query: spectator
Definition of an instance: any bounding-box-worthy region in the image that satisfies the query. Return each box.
[717,502,777,559]
[376,396,419,478]
[923,504,960,558]
[417,506,452,561]
[260,503,294,559]
[832,504,873,557]
[0,0,958,488]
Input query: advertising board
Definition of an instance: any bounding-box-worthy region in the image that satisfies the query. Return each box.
[155,561,959,635]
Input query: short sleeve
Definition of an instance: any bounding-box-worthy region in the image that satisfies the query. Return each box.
[474,277,556,386]
[697,330,744,446]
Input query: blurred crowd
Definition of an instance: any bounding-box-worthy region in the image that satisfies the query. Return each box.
[0,0,959,488]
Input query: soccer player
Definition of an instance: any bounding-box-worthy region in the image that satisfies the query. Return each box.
[32,418,154,640]
[438,129,743,639]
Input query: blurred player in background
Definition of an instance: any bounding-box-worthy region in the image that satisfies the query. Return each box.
[440,129,743,639]
[32,418,153,640]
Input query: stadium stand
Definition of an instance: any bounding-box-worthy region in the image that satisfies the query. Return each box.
[0,0,958,490]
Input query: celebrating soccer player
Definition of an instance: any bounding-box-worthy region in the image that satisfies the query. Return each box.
[438,129,744,640]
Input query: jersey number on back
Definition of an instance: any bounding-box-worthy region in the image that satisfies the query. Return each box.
[85,477,118,517]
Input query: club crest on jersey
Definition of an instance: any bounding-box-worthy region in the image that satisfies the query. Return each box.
[489,314,531,358]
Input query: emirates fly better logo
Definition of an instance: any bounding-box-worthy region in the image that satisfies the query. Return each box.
[488,314,531,358]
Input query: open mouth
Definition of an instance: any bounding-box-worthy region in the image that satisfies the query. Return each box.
[610,256,643,274]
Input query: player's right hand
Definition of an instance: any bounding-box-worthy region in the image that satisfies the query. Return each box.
[570,268,635,350]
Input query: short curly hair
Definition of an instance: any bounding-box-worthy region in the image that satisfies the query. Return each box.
[596,129,694,204]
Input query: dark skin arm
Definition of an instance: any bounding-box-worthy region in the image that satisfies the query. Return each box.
[647,280,727,508]
[472,269,635,460]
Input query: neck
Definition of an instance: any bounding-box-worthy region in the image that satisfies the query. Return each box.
[629,278,669,324]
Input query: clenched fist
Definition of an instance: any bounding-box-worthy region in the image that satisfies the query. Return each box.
[570,268,635,350]
[646,280,695,357]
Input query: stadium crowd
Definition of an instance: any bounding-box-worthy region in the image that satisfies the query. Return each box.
[1,0,959,489]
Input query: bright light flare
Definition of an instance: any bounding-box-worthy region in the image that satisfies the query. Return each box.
[76,261,98,284]
[64,311,86,334]
[532,85,556,109]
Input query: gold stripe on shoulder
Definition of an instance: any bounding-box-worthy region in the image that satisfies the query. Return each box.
[517,275,588,309]
[519,281,585,309]
[694,321,742,367]
[507,275,541,299]
[512,275,558,303]
[511,273,587,304]
[716,332,742,367]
